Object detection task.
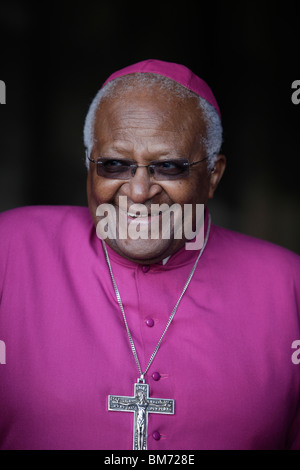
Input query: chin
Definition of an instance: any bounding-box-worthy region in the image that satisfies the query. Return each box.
[110,238,177,264]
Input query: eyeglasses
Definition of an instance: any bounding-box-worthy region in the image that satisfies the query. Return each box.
[87,156,208,181]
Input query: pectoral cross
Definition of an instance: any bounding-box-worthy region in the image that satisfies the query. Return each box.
[108,379,175,450]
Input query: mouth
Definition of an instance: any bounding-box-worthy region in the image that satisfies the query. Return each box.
[118,205,180,241]
[126,210,162,219]
[118,204,164,220]
[126,211,148,218]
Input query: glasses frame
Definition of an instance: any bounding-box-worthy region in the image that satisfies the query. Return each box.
[87,155,208,181]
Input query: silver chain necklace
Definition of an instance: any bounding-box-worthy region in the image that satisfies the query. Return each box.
[105,214,211,450]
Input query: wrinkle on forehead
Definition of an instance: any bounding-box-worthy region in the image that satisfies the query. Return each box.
[93,86,207,153]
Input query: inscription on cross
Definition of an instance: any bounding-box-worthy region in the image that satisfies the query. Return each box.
[108,381,174,450]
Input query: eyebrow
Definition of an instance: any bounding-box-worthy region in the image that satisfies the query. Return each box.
[102,144,188,160]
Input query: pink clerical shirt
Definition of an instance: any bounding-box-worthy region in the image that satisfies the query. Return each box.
[0,205,299,450]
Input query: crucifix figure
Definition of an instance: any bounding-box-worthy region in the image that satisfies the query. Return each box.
[108,379,175,450]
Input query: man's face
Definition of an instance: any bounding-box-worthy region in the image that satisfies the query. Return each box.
[87,84,225,264]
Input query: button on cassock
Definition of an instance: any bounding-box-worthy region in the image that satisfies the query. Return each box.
[146,318,154,327]
[152,430,161,441]
[152,372,161,381]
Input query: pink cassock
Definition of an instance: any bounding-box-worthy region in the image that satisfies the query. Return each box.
[0,205,299,450]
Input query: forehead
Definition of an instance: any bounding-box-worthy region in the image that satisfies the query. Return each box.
[93,82,207,152]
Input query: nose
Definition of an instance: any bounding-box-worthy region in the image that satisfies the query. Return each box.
[123,166,162,204]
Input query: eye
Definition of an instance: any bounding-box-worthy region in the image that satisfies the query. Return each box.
[155,160,186,175]
[101,159,131,173]
[160,161,177,169]
[103,159,127,167]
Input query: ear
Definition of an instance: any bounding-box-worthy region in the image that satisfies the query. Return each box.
[208,154,226,199]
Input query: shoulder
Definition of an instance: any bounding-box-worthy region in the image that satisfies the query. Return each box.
[0,205,93,248]
[210,223,300,275]
[0,205,91,229]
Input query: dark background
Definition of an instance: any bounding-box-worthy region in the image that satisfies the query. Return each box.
[0,0,299,253]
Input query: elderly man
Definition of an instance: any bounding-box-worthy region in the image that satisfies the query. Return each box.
[0,60,299,450]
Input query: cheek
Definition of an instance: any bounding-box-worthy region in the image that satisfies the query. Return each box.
[163,178,207,205]
[88,173,122,205]
[188,172,211,204]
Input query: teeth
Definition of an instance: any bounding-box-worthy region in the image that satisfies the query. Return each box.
[127,212,148,218]
[126,212,163,217]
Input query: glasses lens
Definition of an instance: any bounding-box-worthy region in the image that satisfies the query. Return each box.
[94,158,190,180]
[97,159,134,179]
[153,160,189,180]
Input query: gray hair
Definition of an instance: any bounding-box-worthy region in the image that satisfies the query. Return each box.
[83,73,223,171]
